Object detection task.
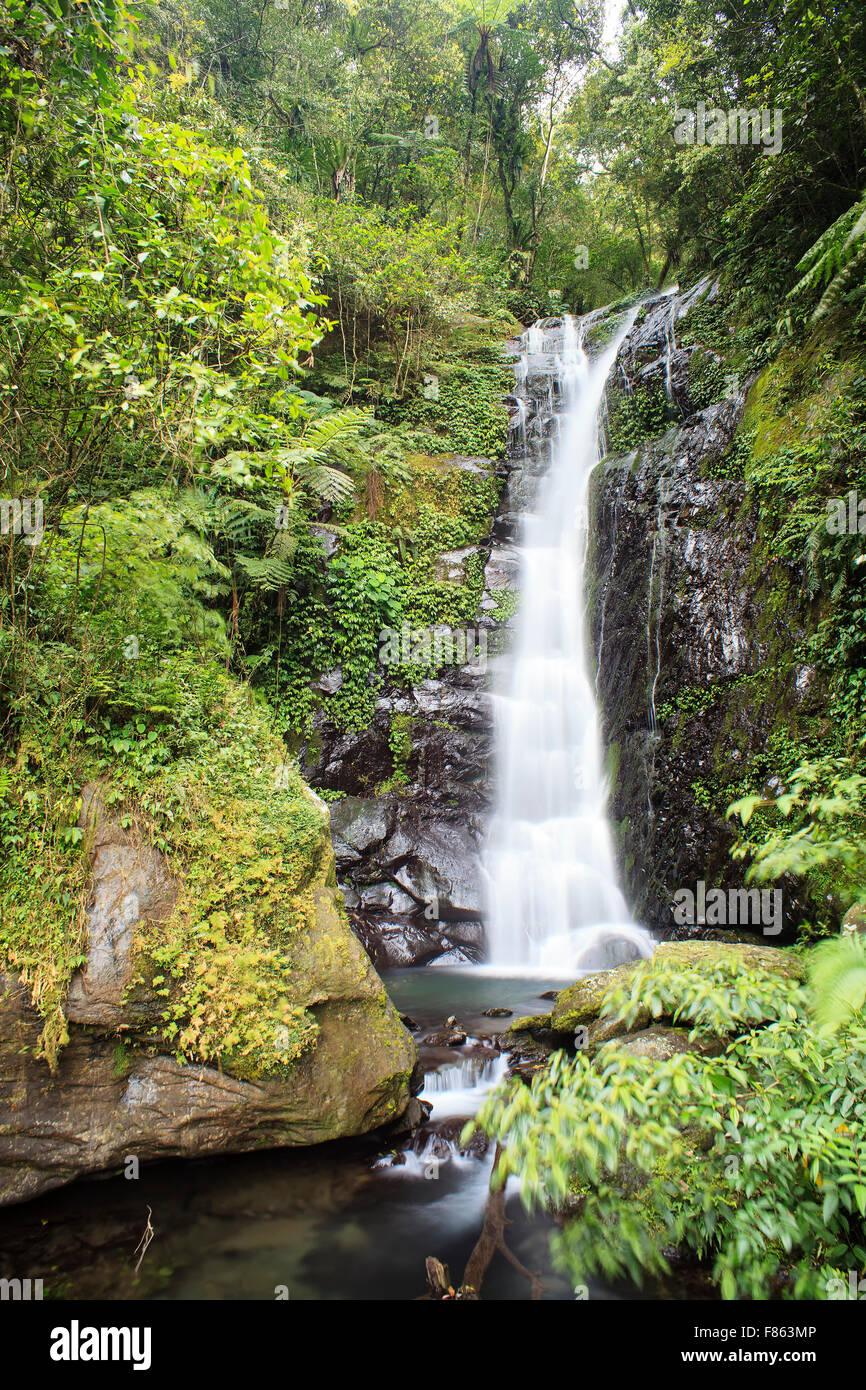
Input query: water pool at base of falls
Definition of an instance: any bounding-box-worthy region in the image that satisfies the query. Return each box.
[0,969,697,1301]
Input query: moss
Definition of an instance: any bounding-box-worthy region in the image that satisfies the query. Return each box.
[606,382,669,453]
[489,586,519,622]
[378,360,511,458]
[604,739,621,795]
[508,1012,553,1032]
[0,657,343,1077]
[551,942,804,1033]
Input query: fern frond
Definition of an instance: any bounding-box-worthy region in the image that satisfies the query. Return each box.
[789,193,866,323]
[234,554,297,591]
[298,462,355,503]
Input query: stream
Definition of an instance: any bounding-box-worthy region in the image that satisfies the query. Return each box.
[0,970,637,1301]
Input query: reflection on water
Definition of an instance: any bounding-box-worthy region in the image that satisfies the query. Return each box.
[0,969,665,1300]
[0,1124,573,1301]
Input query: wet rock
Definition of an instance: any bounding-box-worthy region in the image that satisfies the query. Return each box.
[329,796,396,866]
[505,1033,556,1082]
[427,948,477,967]
[310,524,340,558]
[420,1029,467,1047]
[435,547,476,582]
[381,1096,427,1138]
[435,1117,490,1158]
[311,667,343,695]
[842,904,866,936]
[355,881,418,915]
[587,289,816,936]
[349,917,445,970]
[481,1006,512,1018]
[302,663,496,970]
[439,919,484,950]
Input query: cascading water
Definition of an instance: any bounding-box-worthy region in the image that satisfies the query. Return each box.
[483,311,654,976]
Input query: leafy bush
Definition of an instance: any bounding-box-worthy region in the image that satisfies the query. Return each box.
[468,946,866,1299]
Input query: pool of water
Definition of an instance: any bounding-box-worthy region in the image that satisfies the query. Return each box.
[0,968,645,1301]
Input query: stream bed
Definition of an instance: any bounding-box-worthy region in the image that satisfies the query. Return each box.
[0,969,646,1301]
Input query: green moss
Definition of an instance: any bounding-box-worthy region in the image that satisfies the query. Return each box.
[0,656,332,1077]
[508,1012,552,1032]
[606,382,669,453]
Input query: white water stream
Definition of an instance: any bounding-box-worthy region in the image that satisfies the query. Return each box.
[483,312,654,976]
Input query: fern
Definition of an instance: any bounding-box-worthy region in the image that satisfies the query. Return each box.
[789,192,866,324]
[234,554,297,592]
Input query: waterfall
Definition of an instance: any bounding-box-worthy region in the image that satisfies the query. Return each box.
[483,311,655,976]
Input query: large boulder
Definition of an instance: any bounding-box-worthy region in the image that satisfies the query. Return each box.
[550,940,804,1033]
[0,778,416,1208]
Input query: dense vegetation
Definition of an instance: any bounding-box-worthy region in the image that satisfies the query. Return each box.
[1,0,866,1301]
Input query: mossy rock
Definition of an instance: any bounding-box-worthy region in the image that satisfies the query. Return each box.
[550,960,648,1032]
[597,1024,727,1063]
[550,941,804,1032]
[0,662,418,1205]
[507,1012,552,1033]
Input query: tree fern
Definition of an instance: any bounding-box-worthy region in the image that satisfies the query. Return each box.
[789,191,866,323]
[233,554,297,592]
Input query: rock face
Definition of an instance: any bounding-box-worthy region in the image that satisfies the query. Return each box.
[586,283,818,937]
[304,667,493,968]
[64,785,177,1029]
[299,441,533,968]
[0,784,417,1208]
